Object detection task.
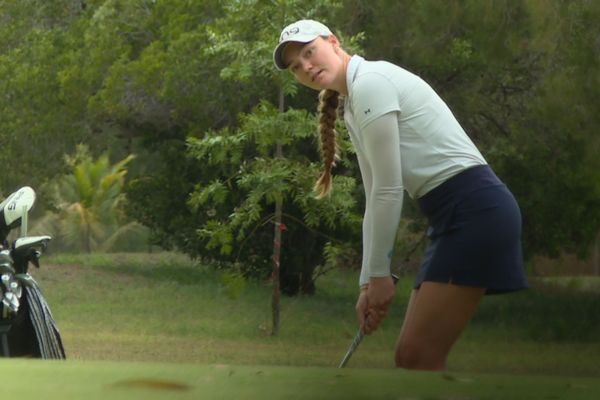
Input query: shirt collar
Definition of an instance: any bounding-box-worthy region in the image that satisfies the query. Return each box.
[345,55,364,97]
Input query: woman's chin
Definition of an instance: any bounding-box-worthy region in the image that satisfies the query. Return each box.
[306,82,325,91]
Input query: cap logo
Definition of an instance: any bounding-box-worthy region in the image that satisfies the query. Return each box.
[280,26,300,41]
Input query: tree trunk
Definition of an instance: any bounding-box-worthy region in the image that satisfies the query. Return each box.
[271,88,285,335]
[85,223,92,254]
[593,230,599,276]
[271,196,283,335]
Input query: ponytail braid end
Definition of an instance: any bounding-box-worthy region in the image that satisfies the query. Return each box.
[314,89,341,199]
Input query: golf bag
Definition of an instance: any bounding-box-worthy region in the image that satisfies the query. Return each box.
[0,186,66,359]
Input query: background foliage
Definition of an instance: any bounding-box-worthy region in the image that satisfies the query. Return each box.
[0,0,598,293]
[31,145,148,253]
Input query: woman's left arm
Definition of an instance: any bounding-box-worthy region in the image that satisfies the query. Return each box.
[361,111,404,279]
[360,111,404,333]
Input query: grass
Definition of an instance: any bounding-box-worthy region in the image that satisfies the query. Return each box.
[1,359,599,400]
[537,276,600,292]
[33,252,600,371]
[8,252,599,398]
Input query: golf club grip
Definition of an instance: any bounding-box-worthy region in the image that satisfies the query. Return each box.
[338,274,399,368]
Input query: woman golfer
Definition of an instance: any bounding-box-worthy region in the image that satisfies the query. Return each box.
[273,20,528,370]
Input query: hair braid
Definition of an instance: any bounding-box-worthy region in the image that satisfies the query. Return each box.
[314,89,340,199]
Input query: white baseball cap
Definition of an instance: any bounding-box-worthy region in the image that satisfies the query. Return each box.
[273,19,333,70]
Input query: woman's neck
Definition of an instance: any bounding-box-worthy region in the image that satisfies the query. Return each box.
[333,52,352,96]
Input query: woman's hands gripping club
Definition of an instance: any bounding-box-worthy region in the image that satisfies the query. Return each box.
[356,275,397,335]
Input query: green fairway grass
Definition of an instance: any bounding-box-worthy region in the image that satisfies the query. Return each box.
[31,252,600,375]
[1,358,598,400]
[9,252,598,399]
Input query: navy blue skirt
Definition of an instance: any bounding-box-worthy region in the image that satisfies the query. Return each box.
[415,165,528,294]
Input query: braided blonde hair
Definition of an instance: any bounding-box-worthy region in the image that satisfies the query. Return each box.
[314,89,341,199]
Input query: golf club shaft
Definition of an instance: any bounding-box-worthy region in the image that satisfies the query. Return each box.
[338,274,399,368]
[338,329,364,368]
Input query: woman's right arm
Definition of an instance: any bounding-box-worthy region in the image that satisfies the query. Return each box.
[356,148,373,288]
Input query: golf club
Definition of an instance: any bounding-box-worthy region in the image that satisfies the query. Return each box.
[338,273,399,368]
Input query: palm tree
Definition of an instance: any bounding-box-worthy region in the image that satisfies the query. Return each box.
[33,145,147,252]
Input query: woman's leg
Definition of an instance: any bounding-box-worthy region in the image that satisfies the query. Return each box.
[395,281,485,370]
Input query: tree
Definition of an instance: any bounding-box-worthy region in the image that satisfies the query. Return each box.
[1,0,598,283]
[185,0,367,333]
[344,0,600,262]
[497,0,600,259]
[33,145,146,252]
[77,0,262,257]
[0,0,116,192]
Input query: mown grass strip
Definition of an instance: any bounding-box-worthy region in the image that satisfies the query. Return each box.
[1,359,598,400]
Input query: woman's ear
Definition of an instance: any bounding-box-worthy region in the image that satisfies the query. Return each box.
[328,34,341,51]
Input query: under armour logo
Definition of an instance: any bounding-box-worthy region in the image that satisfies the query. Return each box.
[364,108,371,115]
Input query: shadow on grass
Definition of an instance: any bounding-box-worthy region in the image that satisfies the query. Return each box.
[102,261,219,287]
[47,252,219,287]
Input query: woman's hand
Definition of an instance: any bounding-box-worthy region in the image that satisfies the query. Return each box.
[364,276,396,334]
